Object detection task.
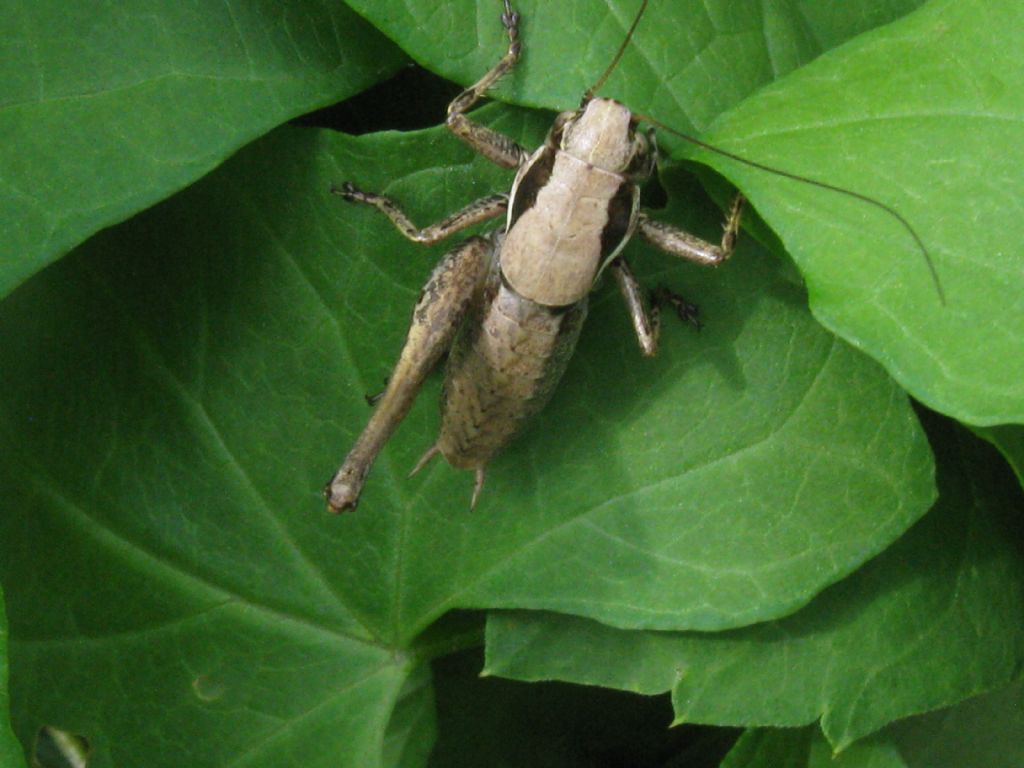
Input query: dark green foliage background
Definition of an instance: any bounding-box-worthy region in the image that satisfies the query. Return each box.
[1,1,1021,766]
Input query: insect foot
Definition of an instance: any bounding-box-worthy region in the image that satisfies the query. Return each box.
[324,461,369,513]
[652,287,703,331]
[331,181,362,202]
[325,235,493,513]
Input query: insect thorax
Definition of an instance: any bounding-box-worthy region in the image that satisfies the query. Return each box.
[500,99,648,307]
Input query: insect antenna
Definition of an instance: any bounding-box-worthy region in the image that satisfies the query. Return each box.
[583,0,649,103]
[637,111,945,304]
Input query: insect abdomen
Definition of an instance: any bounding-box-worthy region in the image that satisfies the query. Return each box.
[437,276,587,469]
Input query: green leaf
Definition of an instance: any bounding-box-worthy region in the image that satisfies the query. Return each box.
[328,120,936,634]
[813,733,908,768]
[694,0,1024,424]
[0,0,405,299]
[485,423,1024,749]
[0,111,937,763]
[974,425,1024,490]
[344,0,924,129]
[723,689,1024,768]
[383,664,435,768]
[887,682,1024,768]
[0,586,26,768]
[722,728,908,768]
[720,729,814,768]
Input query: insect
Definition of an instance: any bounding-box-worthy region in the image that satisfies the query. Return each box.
[325,0,938,513]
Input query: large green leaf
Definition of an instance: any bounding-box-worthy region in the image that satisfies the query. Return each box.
[0,0,405,299]
[0,587,26,768]
[323,119,935,634]
[0,107,936,763]
[485,423,1024,749]
[694,0,1024,424]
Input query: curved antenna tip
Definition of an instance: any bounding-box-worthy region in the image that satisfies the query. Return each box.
[635,111,946,306]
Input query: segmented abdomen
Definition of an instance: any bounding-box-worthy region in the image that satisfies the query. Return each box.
[436,273,586,469]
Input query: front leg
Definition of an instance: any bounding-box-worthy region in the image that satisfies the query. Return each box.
[445,1,529,169]
[334,183,508,245]
[638,193,745,266]
[325,235,493,512]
